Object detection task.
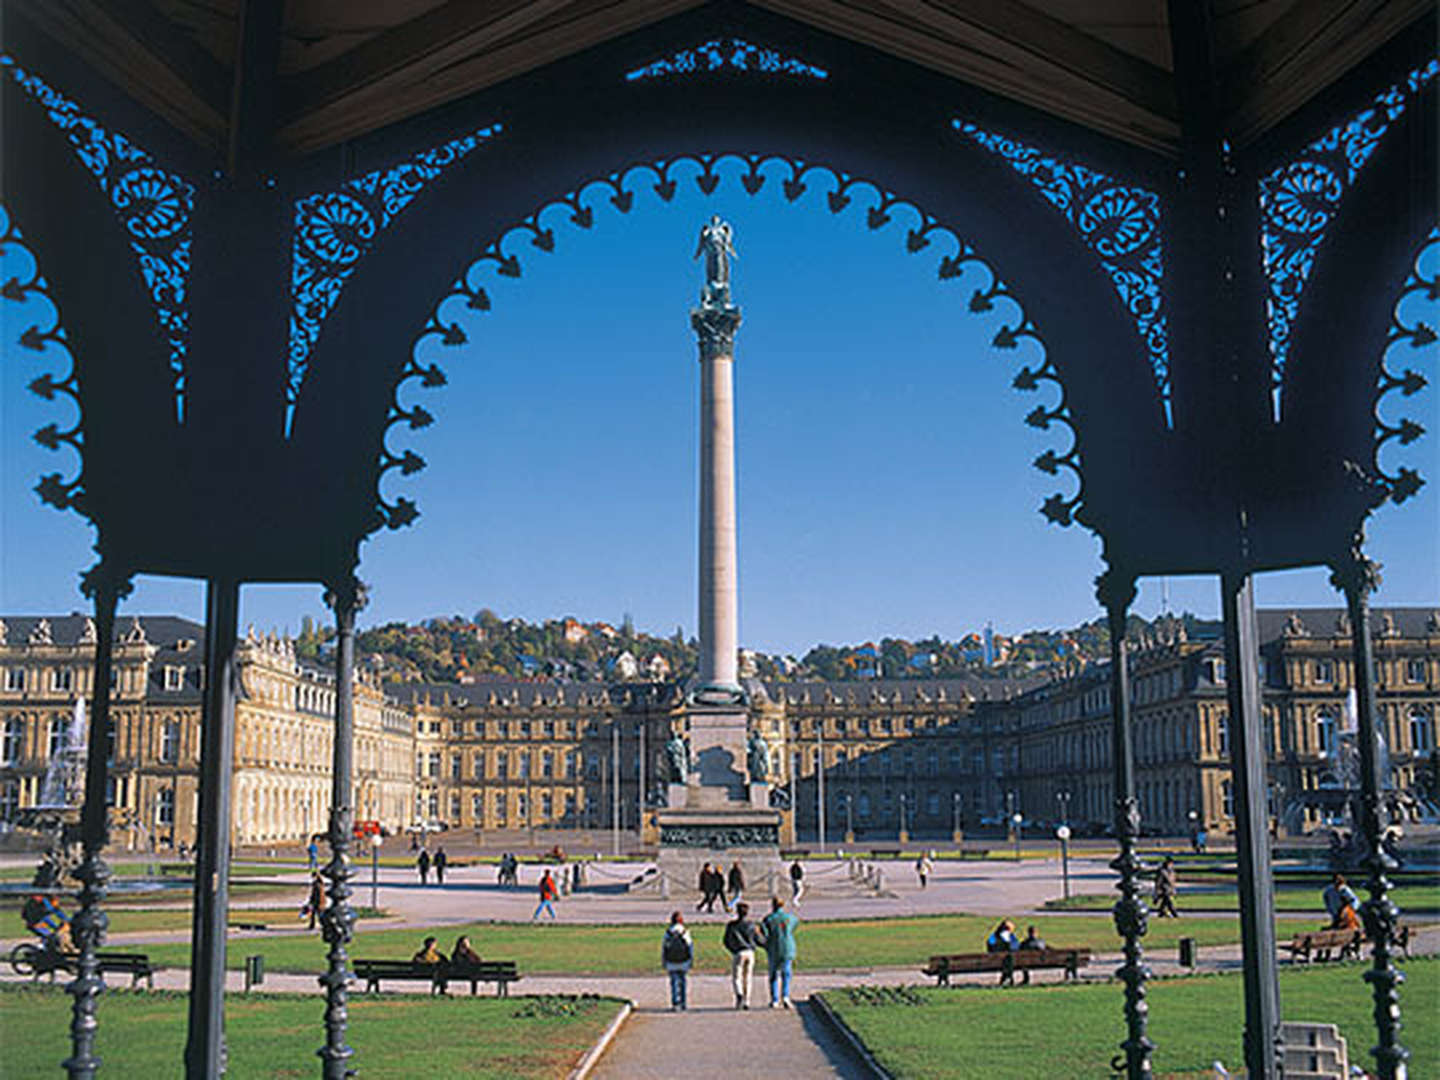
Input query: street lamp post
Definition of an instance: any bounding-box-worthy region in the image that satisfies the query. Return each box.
[952,791,963,845]
[370,834,381,911]
[611,723,620,857]
[1056,823,1072,901]
[1012,811,1023,862]
[637,722,646,845]
[899,792,909,844]
[816,726,826,853]
[843,792,854,844]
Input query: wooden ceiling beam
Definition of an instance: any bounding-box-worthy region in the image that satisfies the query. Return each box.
[282,0,579,122]
[753,0,1180,152]
[880,0,1177,120]
[277,0,705,154]
[1224,0,1433,146]
[9,0,228,151]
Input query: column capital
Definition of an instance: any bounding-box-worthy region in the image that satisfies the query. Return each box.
[691,303,742,362]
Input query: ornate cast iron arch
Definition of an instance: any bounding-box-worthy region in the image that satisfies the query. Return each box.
[291,82,1165,571]
[1372,226,1437,507]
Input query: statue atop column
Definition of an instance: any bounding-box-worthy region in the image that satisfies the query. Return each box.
[747,731,770,781]
[694,214,738,307]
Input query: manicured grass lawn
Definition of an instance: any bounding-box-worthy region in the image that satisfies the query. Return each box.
[132,912,1262,976]
[824,955,1440,1079]
[1045,884,1440,913]
[0,984,621,1078]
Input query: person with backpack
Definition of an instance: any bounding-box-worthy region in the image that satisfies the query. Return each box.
[723,901,765,1009]
[661,911,694,1011]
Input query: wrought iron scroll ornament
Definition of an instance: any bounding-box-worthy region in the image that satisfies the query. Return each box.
[393,152,1081,534]
[0,204,90,520]
[954,121,1171,426]
[1261,59,1439,418]
[625,38,827,81]
[288,124,503,434]
[1372,226,1438,506]
[1,55,194,420]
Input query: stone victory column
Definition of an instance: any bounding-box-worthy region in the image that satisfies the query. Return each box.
[655,218,781,891]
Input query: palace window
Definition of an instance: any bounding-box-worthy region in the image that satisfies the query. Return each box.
[1410,709,1434,754]
[857,793,872,820]
[472,794,482,819]
[518,753,530,779]
[1314,659,1335,684]
[496,754,508,780]
[427,793,439,818]
[5,669,26,692]
[450,755,462,780]
[541,751,553,778]
[1315,710,1339,757]
[1406,658,1427,684]
[1221,779,1234,818]
[2,717,23,765]
[0,779,18,822]
[164,666,185,691]
[517,792,529,820]
[427,752,440,778]
[449,794,460,820]
[926,791,941,816]
[160,720,180,764]
[543,720,555,737]
[520,721,531,738]
[1217,714,1230,756]
[47,717,67,760]
[494,793,506,822]
[51,668,73,692]
[497,720,509,738]
[156,787,175,827]
[474,754,484,779]
[541,793,553,818]
[451,720,464,737]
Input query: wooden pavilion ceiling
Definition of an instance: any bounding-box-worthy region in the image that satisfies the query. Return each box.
[8,0,1434,158]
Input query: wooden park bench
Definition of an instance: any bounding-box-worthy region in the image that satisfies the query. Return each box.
[923,947,1091,987]
[1283,922,1415,964]
[28,951,155,988]
[354,958,520,996]
[1282,929,1362,963]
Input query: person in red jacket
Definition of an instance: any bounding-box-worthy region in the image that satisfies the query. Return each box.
[532,869,558,920]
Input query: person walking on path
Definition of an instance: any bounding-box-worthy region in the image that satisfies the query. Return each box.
[433,846,448,886]
[307,838,319,873]
[662,911,694,1011]
[416,848,431,885]
[915,851,934,889]
[724,901,764,1009]
[727,861,745,911]
[697,863,722,913]
[760,896,799,1009]
[305,872,326,931]
[1153,856,1179,918]
[533,869,559,920]
[789,860,805,906]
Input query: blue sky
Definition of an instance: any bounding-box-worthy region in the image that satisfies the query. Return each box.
[2,173,1436,656]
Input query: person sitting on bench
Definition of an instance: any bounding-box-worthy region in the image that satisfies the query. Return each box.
[986,919,1019,952]
[451,935,482,967]
[412,936,447,966]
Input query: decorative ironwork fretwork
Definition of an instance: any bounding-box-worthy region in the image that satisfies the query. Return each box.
[954,121,1170,425]
[1,203,90,519]
[2,55,194,420]
[625,38,827,81]
[287,124,503,434]
[1373,226,1437,506]
[395,153,1081,537]
[1261,59,1439,417]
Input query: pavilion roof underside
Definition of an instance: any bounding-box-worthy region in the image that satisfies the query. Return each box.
[11,0,1434,158]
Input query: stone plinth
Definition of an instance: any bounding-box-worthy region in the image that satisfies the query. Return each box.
[654,803,783,899]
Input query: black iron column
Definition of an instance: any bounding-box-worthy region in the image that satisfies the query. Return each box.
[1331,545,1408,1079]
[184,577,240,1078]
[1097,567,1152,1079]
[63,566,131,1079]
[319,577,365,1079]
[1220,571,1282,1079]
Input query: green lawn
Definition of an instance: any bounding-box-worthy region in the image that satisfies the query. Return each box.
[1044,884,1440,913]
[0,985,621,1078]
[128,912,1265,976]
[824,955,1440,1079]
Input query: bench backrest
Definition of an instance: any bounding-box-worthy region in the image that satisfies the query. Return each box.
[930,948,1089,972]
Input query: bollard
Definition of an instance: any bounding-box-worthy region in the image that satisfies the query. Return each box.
[244,954,265,992]
[1178,937,1196,969]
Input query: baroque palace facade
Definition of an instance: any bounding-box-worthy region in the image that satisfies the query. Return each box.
[1,610,1436,848]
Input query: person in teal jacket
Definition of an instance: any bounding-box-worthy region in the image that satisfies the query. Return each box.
[759,896,799,1008]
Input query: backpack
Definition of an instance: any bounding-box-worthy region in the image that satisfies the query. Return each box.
[663,929,692,964]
